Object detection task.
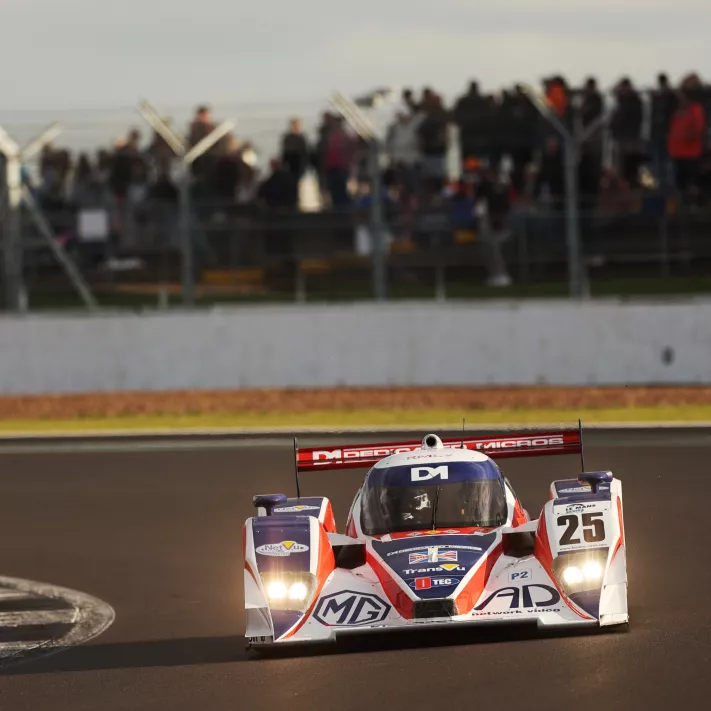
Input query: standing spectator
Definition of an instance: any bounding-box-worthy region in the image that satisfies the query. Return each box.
[312,112,333,200]
[281,118,310,187]
[508,86,537,194]
[418,93,449,183]
[109,130,145,246]
[668,89,706,196]
[580,77,604,129]
[72,153,100,206]
[147,164,180,253]
[402,88,419,113]
[650,74,677,188]
[212,134,244,203]
[257,159,298,210]
[188,105,217,183]
[386,111,423,192]
[453,81,489,164]
[535,137,565,206]
[188,105,216,147]
[323,116,354,208]
[545,76,570,121]
[610,78,644,187]
[579,78,605,203]
[149,120,177,171]
[109,131,143,201]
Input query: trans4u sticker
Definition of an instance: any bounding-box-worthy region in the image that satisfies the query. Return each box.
[255,541,309,557]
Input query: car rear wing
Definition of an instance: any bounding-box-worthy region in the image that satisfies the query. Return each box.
[295,429,582,473]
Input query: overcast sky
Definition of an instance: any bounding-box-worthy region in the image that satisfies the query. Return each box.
[3,0,711,110]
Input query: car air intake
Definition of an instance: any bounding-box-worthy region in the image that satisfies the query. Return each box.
[414,599,457,619]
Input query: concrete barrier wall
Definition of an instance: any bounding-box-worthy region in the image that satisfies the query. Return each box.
[1,300,710,394]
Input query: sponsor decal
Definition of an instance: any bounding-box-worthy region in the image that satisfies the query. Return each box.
[411,577,461,591]
[563,503,598,514]
[508,569,532,582]
[273,505,321,513]
[403,565,466,575]
[474,584,561,611]
[313,591,391,626]
[472,608,563,617]
[310,438,564,465]
[386,544,482,558]
[408,548,458,565]
[559,486,592,494]
[475,437,564,451]
[405,529,462,538]
[411,466,449,482]
[255,541,309,557]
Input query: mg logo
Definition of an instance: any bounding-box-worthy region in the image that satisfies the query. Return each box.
[411,466,449,482]
[313,591,391,627]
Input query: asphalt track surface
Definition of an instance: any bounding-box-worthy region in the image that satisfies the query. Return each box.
[0,428,709,710]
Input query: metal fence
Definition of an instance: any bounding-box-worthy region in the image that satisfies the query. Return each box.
[3,90,711,311]
[12,193,711,308]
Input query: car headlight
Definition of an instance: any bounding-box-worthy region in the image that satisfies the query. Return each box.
[261,572,317,612]
[552,549,608,596]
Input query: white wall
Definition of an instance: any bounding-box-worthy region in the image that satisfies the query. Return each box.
[1,300,710,394]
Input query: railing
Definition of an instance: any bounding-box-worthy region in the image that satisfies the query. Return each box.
[15,193,711,308]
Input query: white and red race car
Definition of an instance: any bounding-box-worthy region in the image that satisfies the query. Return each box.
[243,429,628,647]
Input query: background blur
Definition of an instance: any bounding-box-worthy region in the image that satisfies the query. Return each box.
[2,70,711,309]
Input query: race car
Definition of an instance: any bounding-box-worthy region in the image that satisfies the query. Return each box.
[243,429,627,647]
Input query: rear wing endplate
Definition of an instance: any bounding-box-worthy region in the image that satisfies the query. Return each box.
[296,430,582,473]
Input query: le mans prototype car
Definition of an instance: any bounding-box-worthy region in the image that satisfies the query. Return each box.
[243,429,628,647]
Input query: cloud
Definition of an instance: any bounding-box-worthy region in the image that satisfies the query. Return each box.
[2,0,710,108]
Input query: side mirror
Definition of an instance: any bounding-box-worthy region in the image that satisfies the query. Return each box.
[578,471,613,494]
[253,494,288,516]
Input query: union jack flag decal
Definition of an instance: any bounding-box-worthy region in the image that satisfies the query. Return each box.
[408,548,458,564]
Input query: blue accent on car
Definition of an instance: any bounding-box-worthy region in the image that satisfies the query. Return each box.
[271,610,304,640]
[569,590,602,619]
[251,515,312,574]
[556,492,612,505]
[253,494,288,515]
[579,471,613,493]
[371,532,499,600]
[272,497,325,515]
[365,460,503,489]
[553,479,612,502]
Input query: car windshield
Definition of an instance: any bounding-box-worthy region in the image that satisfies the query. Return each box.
[361,478,508,536]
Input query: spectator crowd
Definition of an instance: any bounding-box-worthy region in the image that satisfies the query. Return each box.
[15,70,711,253]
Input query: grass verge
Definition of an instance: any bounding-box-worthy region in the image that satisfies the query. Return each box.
[1,405,711,434]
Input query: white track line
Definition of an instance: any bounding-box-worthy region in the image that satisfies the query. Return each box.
[0,590,35,601]
[0,610,77,627]
[0,576,115,669]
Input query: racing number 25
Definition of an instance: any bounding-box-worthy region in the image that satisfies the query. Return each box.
[557,513,606,545]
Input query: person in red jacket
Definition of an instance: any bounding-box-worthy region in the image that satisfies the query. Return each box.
[668,90,706,193]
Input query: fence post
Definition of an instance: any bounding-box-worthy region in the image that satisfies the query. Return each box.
[0,123,63,312]
[433,231,446,302]
[331,92,387,301]
[659,208,670,279]
[368,138,387,301]
[516,209,531,283]
[562,135,589,298]
[137,101,235,307]
[520,87,604,299]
